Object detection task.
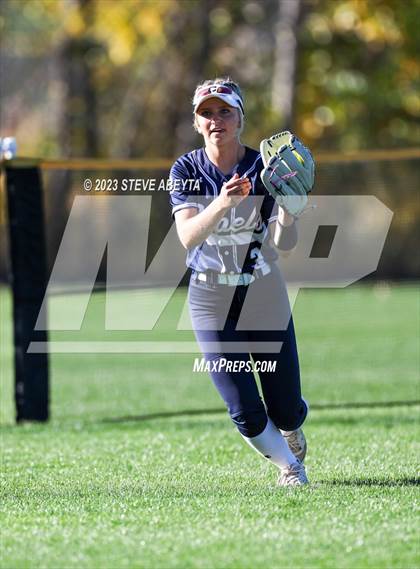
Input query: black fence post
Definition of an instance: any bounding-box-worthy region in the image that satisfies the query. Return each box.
[4,162,49,422]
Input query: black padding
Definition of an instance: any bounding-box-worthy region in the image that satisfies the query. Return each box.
[5,165,49,422]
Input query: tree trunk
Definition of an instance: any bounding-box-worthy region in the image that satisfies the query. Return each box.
[49,0,102,276]
[271,0,302,130]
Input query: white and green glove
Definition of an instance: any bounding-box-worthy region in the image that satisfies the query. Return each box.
[260,131,315,217]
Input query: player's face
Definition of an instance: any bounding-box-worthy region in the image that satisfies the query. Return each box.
[195,98,241,147]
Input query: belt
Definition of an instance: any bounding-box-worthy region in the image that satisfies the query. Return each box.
[193,265,271,287]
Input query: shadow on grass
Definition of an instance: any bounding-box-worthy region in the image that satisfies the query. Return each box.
[308,414,418,427]
[102,400,419,425]
[103,407,224,424]
[1,400,418,431]
[323,477,420,487]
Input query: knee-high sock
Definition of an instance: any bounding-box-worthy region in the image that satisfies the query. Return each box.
[242,417,296,468]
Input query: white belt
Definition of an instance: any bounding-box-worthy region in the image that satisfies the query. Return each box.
[194,265,271,287]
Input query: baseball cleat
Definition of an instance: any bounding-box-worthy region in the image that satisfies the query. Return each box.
[281,427,307,463]
[278,461,308,487]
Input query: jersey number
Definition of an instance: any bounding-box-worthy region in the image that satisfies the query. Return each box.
[250,247,265,270]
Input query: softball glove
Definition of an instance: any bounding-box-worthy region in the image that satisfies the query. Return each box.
[260,131,315,217]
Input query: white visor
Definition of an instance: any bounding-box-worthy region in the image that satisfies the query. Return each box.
[193,85,244,115]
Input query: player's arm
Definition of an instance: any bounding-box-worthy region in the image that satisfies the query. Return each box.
[174,173,251,249]
[270,208,298,255]
[175,204,228,250]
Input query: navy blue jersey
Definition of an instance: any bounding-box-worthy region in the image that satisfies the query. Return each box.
[169,146,279,274]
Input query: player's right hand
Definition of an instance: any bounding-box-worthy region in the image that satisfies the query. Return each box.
[219,173,251,209]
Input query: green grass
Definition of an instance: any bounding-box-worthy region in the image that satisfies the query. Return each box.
[1,284,419,568]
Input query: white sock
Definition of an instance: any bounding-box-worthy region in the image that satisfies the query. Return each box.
[242,417,296,469]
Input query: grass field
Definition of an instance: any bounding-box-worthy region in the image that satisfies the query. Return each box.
[1,283,419,568]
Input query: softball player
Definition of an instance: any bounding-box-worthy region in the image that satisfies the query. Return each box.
[170,78,310,486]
